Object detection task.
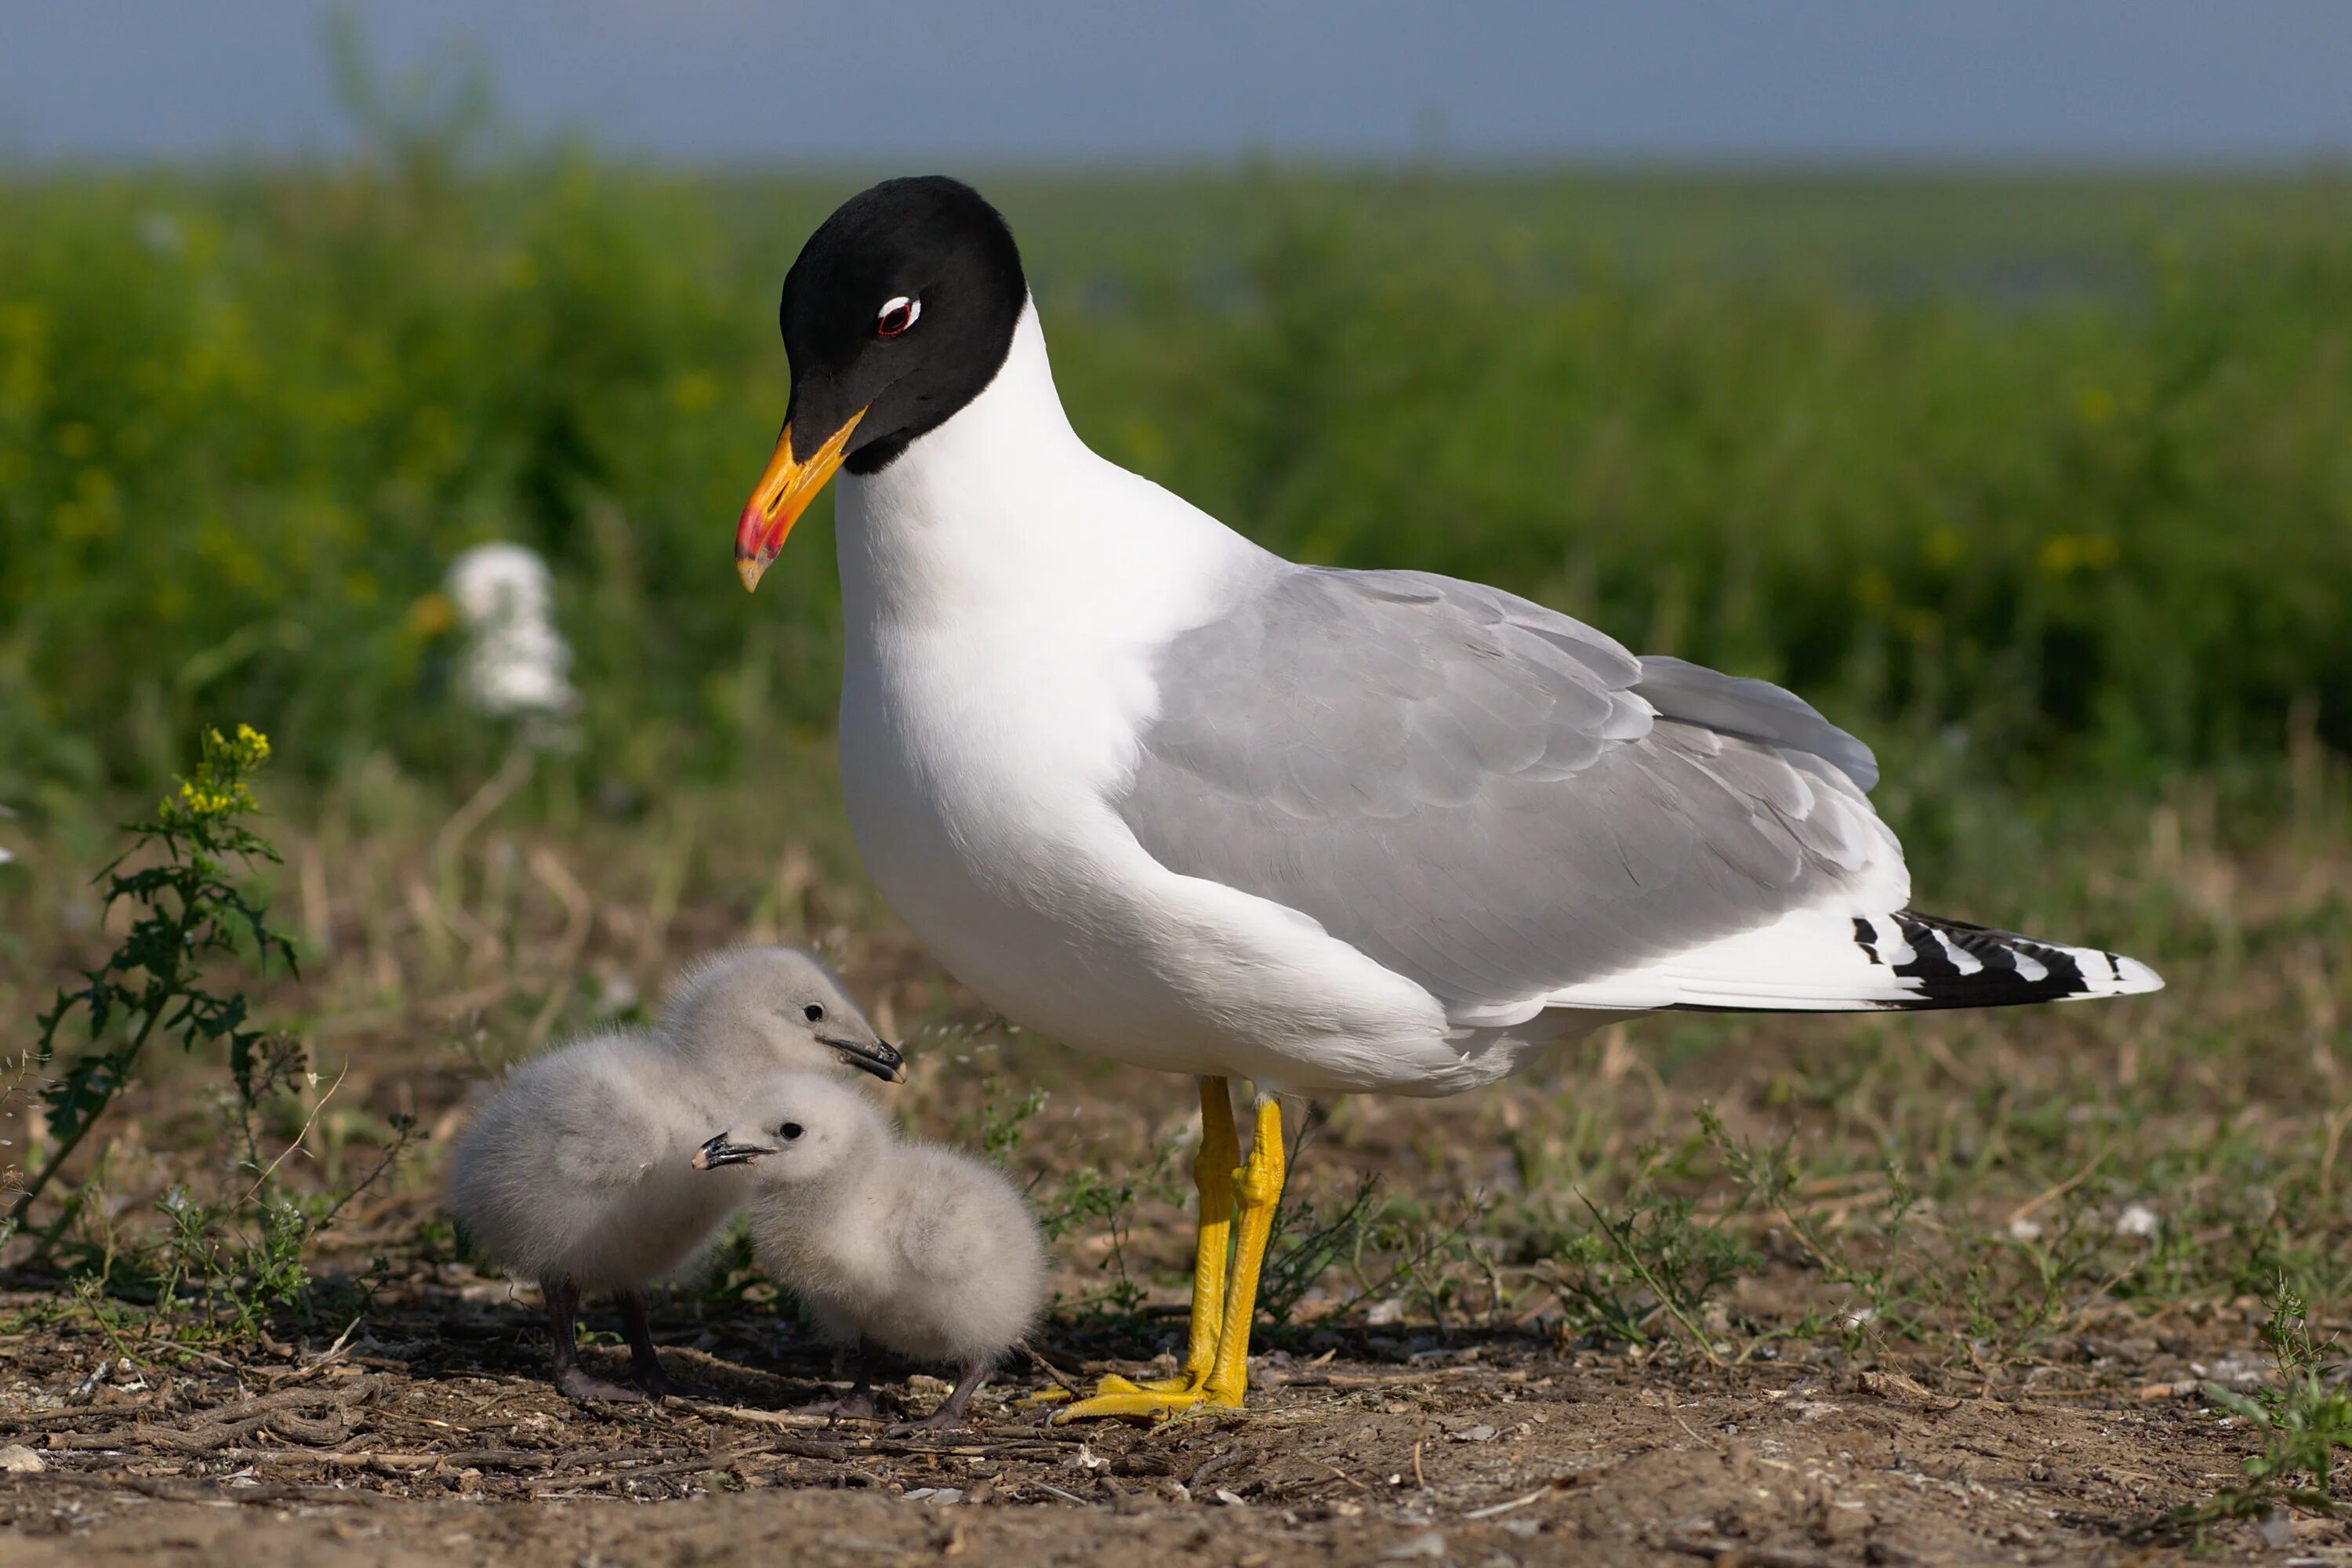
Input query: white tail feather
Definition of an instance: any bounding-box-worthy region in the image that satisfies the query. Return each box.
[1541,907,2163,1014]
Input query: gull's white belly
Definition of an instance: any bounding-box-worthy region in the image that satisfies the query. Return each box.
[838,628,1530,1096]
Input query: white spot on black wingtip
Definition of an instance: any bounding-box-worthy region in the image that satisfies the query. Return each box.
[1852,916,1883,965]
[1882,911,2092,1010]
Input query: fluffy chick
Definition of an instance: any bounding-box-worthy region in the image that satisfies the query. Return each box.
[695,1074,1046,1427]
[445,947,900,1400]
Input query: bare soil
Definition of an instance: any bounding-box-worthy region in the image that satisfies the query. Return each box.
[0,1290,2321,1566]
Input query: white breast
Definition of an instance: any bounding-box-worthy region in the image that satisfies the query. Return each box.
[829,307,1476,1094]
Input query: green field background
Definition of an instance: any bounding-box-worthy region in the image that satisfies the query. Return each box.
[5,154,2349,869]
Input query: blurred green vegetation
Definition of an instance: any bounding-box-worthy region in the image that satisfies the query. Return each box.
[4,136,2349,839]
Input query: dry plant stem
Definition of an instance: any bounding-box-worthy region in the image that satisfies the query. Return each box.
[238,1061,350,1207]
[1021,1341,1086,1401]
[2005,1142,2110,1227]
[430,747,532,898]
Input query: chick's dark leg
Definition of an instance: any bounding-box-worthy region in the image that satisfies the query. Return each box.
[546,1277,644,1403]
[618,1289,717,1400]
[794,1340,879,1420]
[838,1341,881,1420]
[919,1358,996,1429]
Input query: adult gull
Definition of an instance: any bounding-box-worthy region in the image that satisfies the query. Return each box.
[729,176,2162,1420]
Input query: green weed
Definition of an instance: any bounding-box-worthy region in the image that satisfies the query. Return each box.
[1703,1106,1920,1352]
[2169,1281,2352,1536]
[1261,1171,1382,1331]
[9,724,297,1252]
[2,724,419,1356]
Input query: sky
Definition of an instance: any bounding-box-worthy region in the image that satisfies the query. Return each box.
[4,1,2350,165]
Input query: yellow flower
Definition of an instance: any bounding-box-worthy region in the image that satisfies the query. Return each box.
[160,723,272,824]
[2038,535,2120,578]
[407,592,455,638]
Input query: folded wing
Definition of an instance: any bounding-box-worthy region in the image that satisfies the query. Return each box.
[1116,566,1915,1025]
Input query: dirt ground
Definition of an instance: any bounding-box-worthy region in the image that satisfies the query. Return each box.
[0,1291,2327,1567]
[5,783,2347,1563]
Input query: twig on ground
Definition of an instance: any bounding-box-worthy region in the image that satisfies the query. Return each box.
[1463,1486,1552,1519]
[1664,1388,1720,1451]
[266,1316,363,1387]
[1319,1460,1369,1492]
[1021,1341,1085,1401]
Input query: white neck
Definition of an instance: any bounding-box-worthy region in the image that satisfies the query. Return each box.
[833,300,1258,641]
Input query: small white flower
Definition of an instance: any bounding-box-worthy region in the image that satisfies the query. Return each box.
[2114,1202,2160,1239]
[1837,1304,1877,1329]
[2008,1216,2044,1243]
[446,543,579,728]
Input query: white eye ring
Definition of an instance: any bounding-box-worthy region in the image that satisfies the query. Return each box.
[877,296,920,336]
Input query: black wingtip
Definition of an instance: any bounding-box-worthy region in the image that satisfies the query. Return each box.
[1867,910,2154,1011]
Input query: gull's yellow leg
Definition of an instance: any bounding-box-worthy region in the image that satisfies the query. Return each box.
[1054,1081,1266,1422]
[1201,1093,1284,1407]
[1138,1076,1237,1388]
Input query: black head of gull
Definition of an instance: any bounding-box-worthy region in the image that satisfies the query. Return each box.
[736,176,1027,588]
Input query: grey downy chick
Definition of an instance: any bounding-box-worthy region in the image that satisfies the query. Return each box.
[445,946,901,1401]
[695,1074,1047,1428]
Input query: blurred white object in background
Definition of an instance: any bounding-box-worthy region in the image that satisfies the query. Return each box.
[0,802,16,864]
[446,543,579,731]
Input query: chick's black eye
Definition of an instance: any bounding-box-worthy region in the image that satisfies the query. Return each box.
[877,296,920,336]
[803,1004,825,1022]
[778,1123,804,1142]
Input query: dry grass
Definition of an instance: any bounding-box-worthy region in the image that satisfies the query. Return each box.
[2,742,2348,1559]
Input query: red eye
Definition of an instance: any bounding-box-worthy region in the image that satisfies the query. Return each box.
[877,296,920,336]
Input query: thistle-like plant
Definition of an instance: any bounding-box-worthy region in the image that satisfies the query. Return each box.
[5,725,299,1253]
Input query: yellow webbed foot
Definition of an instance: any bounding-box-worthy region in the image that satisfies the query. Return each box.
[1024,1370,1195,1409]
[1051,1374,1233,1423]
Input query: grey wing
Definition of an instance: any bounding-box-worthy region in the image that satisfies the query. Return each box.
[1116,566,1901,1017]
[1632,655,1877,792]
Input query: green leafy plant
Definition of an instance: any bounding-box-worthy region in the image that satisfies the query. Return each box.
[1324,1188,1504,1333]
[2169,1281,2352,1535]
[1260,1171,1381,1330]
[2,724,425,1351]
[1552,1192,1755,1363]
[8,725,297,1255]
[1037,1164,1151,1323]
[965,1076,1049,1163]
[1702,1106,1920,1350]
[1530,1132,1758,1362]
